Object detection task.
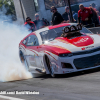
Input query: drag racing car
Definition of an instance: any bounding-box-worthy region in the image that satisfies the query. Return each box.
[19,23,100,77]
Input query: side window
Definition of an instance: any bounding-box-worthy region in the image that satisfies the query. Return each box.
[23,38,27,45]
[27,35,39,46]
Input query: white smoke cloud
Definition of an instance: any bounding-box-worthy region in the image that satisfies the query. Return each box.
[0,17,33,82]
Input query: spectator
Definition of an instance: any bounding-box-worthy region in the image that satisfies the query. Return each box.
[51,6,65,25]
[89,7,99,26]
[78,4,93,25]
[33,13,45,30]
[73,11,78,23]
[62,6,70,22]
[91,3,99,15]
[91,3,97,11]
[24,17,36,32]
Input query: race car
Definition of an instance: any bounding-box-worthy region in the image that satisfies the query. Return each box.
[19,23,100,77]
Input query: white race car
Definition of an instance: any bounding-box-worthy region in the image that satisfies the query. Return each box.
[19,23,100,77]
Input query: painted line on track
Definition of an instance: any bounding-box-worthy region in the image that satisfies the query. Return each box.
[0,95,25,100]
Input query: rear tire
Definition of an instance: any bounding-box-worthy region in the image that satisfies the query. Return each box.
[19,51,29,71]
[45,55,55,77]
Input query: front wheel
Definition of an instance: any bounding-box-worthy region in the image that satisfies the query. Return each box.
[45,55,55,77]
[50,65,55,77]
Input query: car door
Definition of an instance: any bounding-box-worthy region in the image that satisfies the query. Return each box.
[25,35,40,69]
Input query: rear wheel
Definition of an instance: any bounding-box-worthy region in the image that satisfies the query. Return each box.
[45,55,55,77]
[19,51,29,71]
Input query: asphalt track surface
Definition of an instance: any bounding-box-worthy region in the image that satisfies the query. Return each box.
[1,68,100,100]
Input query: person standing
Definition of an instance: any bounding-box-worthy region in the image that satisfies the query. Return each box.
[51,6,64,25]
[91,3,98,12]
[62,6,70,22]
[24,17,36,32]
[73,11,78,23]
[78,4,93,25]
[89,7,99,26]
[33,13,45,30]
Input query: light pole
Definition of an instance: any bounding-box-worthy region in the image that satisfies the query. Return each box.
[67,0,74,22]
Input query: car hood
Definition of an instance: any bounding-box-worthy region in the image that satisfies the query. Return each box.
[44,34,100,54]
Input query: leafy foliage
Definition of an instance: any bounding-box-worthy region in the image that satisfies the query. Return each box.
[0,0,16,20]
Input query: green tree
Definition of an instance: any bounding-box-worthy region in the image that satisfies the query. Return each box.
[0,0,16,20]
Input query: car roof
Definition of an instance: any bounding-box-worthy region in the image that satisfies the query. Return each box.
[20,23,80,45]
[48,23,78,30]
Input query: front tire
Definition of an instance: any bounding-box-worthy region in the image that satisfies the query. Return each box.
[45,55,55,77]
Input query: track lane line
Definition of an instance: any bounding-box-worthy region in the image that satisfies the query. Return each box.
[0,95,25,100]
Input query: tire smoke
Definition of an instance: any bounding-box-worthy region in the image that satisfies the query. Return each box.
[0,21,33,82]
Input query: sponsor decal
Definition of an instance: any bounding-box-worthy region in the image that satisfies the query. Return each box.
[85,46,94,49]
[81,46,94,50]
[74,38,89,44]
[81,47,85,50]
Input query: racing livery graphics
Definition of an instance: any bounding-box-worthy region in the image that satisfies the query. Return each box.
[19,23,100,77]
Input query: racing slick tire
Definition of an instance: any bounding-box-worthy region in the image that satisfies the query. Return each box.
[45,55,55,77]
[19,51,29,71]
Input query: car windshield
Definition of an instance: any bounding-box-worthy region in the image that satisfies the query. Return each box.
[40,26,92,43]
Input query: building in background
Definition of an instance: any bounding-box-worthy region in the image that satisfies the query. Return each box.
[13,0,100,24]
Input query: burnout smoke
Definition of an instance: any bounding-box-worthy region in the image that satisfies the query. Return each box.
[0,20,33,82]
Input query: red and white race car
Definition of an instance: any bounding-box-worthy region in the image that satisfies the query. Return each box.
[19,23,100,77]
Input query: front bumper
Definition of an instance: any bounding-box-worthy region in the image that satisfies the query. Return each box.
[55,50,100,74]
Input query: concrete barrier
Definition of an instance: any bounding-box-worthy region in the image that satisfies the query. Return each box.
[88,27,100,34]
